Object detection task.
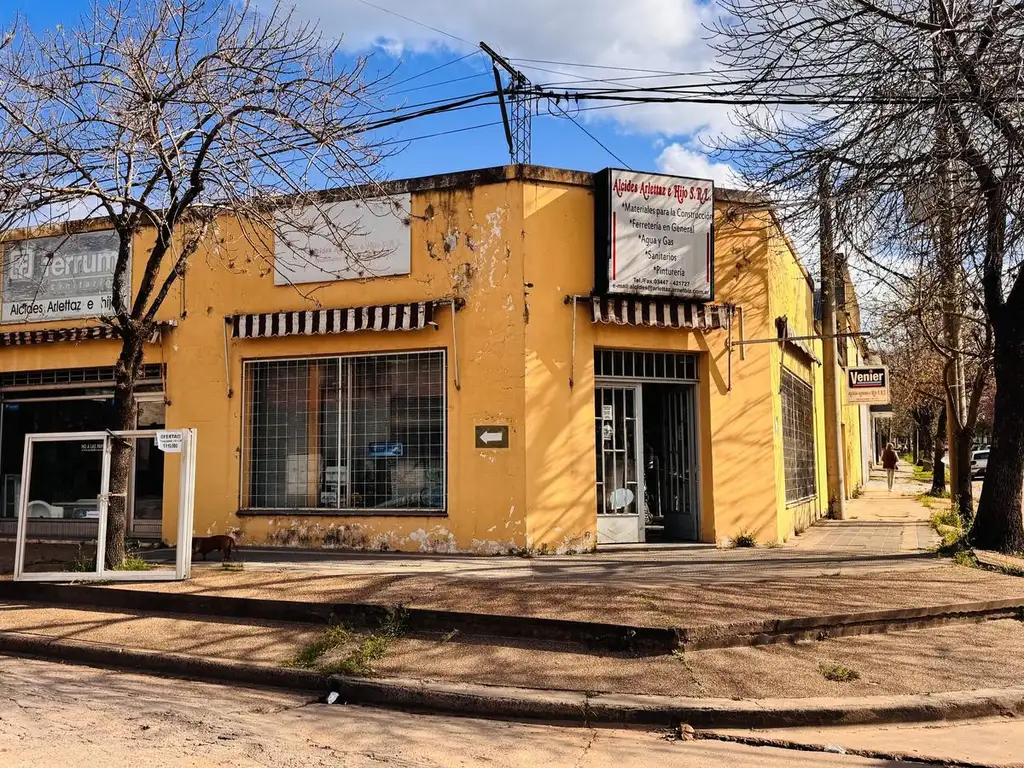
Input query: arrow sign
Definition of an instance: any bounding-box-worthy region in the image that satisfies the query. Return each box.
[475,425,510,449]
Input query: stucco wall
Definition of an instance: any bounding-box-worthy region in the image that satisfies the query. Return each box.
[0,167,842,553]
[521,182,780,547]
[766,219,828,542]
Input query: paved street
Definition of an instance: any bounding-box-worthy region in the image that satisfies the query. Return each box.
[0,656,904,767]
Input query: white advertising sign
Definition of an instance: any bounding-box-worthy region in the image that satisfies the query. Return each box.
[274,195,412,286]
[1,229,125,324]
[597,169,714,300]
[847,366,891,405]
[155,430,184,453]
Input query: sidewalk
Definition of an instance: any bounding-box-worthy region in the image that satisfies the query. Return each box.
[3,600,1024,701]
[790,467,939,554]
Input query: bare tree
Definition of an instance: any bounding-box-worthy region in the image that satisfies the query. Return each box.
[713,0,1024,551]
[0,0,398,566]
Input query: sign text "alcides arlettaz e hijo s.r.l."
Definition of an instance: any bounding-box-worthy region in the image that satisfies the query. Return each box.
[0,229,127,324]
[594,169,715,301]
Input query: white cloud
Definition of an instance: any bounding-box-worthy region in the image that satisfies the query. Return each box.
[291,0,733,139]
[655,143,740,188]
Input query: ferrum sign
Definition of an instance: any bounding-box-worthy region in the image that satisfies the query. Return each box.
[847,366,890,405]
[1,229,125,324]
[594,169,715,300]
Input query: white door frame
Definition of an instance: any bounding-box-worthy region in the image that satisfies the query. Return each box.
[595,380,645,545]
[14,428,196,582]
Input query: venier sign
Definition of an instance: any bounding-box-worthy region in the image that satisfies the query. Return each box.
[847,365,890,405]
[594,168,714,300]
[1,230,124,324]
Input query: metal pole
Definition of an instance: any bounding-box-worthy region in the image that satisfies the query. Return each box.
[819,164,847,520]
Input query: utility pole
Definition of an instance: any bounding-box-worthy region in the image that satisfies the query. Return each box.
[819,164,848,520]
[480,41,531,165]
[930,0,970,522]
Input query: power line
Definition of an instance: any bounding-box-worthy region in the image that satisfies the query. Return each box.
[376,120,503,148]
[348,0,474,47]
[550,104,632,169]
[387,50,481,90]
[392,71,491,96]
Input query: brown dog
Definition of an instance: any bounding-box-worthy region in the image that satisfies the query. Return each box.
[193,534,235,562]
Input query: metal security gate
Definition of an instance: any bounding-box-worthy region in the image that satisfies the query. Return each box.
[645,385,699,541]
[595,385,644,544]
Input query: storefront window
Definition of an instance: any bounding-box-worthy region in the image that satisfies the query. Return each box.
[243,351,446,512]
[781,369,817,503]
[0,398,118,518]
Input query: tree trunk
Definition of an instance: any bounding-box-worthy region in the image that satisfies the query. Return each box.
[952,424,975,526]
[105,333,143,570]
[971,332,1024,552]
[919,422,933,465]
[932,407,947,496]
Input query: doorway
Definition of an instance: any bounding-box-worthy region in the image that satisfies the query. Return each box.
[595,368,700,545]
[640,383,699,542]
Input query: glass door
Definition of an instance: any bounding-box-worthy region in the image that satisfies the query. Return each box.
[131,398,166,538]
[595,384,644,544]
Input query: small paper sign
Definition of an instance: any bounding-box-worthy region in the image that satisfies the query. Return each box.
[155,430,183,453]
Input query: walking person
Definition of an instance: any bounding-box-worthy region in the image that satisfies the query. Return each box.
[881,443,899,492]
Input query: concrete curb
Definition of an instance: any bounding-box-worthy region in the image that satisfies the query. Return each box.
[1,631,1023,729]
[0,581,673,653]
[682,598,1024,649]
[2,581,1023,653]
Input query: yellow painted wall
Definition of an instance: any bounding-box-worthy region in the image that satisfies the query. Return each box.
[765,218,827,542]
[0,166,850,552]
[521,181,781,547]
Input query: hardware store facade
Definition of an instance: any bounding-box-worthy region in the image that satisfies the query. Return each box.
[0,165,867,552]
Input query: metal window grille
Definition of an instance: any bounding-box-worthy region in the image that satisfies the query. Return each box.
[243,351,446,512]
[594,349,699,381]
[0,364,164,390]
[781,368,817,503]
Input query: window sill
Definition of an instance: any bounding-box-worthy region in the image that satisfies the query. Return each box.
[785,495,818,508]
[236,508,448,519]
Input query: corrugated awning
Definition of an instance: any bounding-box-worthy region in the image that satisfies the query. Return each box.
[590,297,730,330]
[230,301,438,340]
[776,317,821,364]
[0,323,164,347]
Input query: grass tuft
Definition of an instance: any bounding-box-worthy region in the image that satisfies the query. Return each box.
[953,550,979,568]
[289,609,407,677]
[114,555,151,571]
[288,625,355,669]
[732,530,758,548]
[819,662,860,682]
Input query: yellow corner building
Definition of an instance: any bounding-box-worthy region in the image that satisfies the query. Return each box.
[0,165,869,553]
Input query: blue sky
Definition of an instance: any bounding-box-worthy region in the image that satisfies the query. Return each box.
[7,0,740,184]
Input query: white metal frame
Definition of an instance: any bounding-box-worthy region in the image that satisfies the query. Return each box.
[13,428,197,582]
[595,381,646,544]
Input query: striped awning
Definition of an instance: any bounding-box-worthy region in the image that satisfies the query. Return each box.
[591,297,730,330]
[230,301,437,339]
[0,324,164,347]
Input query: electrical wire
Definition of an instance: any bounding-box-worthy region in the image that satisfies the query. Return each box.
[554,106,632,169]
[348,0,474,47]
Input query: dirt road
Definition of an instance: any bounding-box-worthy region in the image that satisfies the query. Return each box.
[0,655,903,767]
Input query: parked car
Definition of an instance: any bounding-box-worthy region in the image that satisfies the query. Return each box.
[970,450,989,478]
